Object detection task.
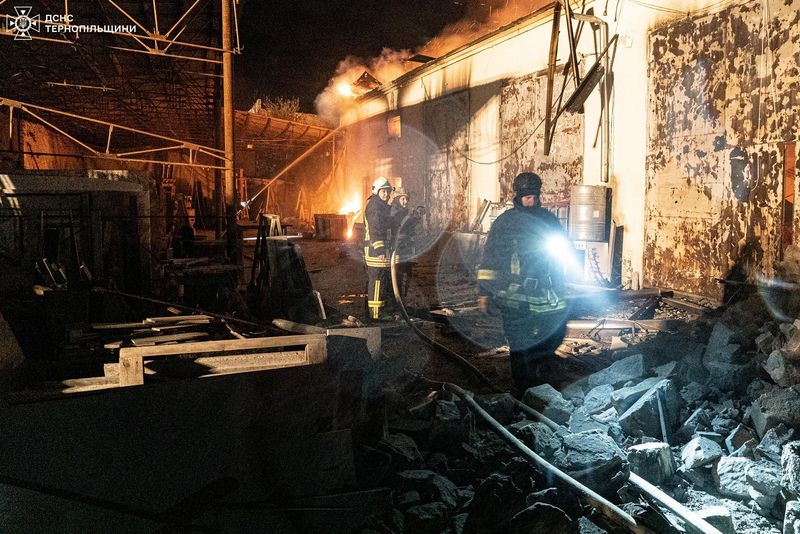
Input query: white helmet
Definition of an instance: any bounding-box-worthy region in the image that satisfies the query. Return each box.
[371,176,392,194]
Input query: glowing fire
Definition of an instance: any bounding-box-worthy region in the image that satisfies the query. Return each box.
[336,82,355,97]
[338,195,362,240]
[338,196,361,215]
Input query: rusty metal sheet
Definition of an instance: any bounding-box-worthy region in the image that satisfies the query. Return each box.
[423,91,471,231]
[644,0,794,298]
[499,68,584,205]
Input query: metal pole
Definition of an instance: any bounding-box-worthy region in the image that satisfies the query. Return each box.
[221,0,235,209]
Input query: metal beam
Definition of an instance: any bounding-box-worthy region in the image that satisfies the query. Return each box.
[543,2,561,156]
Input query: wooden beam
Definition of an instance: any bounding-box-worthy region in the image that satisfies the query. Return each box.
[118,334,327,386]
[544,2,561,156]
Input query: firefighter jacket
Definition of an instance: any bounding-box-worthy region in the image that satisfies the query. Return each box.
[364,194,391,267]
[478,203,568,314]
[390,203,417,258]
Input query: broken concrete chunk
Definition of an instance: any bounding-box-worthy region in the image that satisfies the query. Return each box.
[653,361,677,378]
[555,429,629,495]
[463,473,524,534]
[783,441,800,497]
[678,465,714,489]
[576,516,608,533]
[676,406,711,442]
[394,470,459,511]
[730,438,757,459]
[681,436,724,469]
[680,381,710,405]
[378,433,424,468]
[405,501,448,533]
[783,327,800,360]
[711,413,738,435]
[429,401,473,450]
[680,341,708,383]
[757,423,795,464]
[522,384,573,426]
[784,500,800,534]
[695,505,736,534]
[714,456,754,500]
[591,407,625,445]
[765,350,800,387]
[695,431,724,443]
[587,353,645,389]
[569,407,609,435]
[618,379,684,439]
[583,384,614,415]
[704,360,755,393]
[611,377,662,414]
[396,490,422,508]
[514,421,562,459]
[746,460,782,511]
[560,381,586,403]
[627,442,676,485]
[476,393,515,425]
[751,387,800,438]
[704,322,743,363]
[725,424,755,454]
[755,331,775,356]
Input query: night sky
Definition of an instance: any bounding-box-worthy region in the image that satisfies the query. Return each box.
[234,0,468,113]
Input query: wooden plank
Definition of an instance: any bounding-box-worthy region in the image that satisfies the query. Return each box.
[117,334,327,386]
[119,353,145,386]
[131,332,209,346]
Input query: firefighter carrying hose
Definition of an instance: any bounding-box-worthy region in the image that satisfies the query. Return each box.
[478,172,571,390]
[364,176,394,321]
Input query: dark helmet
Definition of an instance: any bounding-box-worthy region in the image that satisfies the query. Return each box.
[513,172,542,197]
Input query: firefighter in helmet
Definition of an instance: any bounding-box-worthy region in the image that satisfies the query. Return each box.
[478,172,570,390]
[364,176,394,320]
[389,187,418,299]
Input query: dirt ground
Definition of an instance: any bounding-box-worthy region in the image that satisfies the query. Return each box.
[296,235,697,394]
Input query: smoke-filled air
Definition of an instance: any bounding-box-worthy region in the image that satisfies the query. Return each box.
[314,0,553,125]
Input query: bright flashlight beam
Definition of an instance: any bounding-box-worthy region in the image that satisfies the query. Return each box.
[546,234,572,258]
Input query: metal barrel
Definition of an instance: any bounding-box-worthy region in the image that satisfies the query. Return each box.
[568,185,609,242]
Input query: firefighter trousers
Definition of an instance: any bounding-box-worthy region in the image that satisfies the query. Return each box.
[366,265,391,320]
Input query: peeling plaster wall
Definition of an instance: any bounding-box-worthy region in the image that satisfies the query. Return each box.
[645,0,799,297]
[424,91,471,230]
[499,69,583,204]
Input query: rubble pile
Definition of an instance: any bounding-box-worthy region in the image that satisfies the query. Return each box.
[354,299,800,533]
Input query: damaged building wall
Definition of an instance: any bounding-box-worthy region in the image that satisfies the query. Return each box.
[499,69,583,205]
[341,7,591,236]
[644,0,800,297]
[341,0,786,292]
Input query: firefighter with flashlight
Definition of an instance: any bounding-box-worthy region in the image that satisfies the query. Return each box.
[364,176,394,321]
[478,172,571,390]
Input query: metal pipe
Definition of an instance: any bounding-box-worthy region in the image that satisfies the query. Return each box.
[510,386,724,534]
[389,250,495,387]
[443,382,641,532]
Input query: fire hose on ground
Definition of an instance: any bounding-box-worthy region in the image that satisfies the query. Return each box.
[388,250,723,534]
